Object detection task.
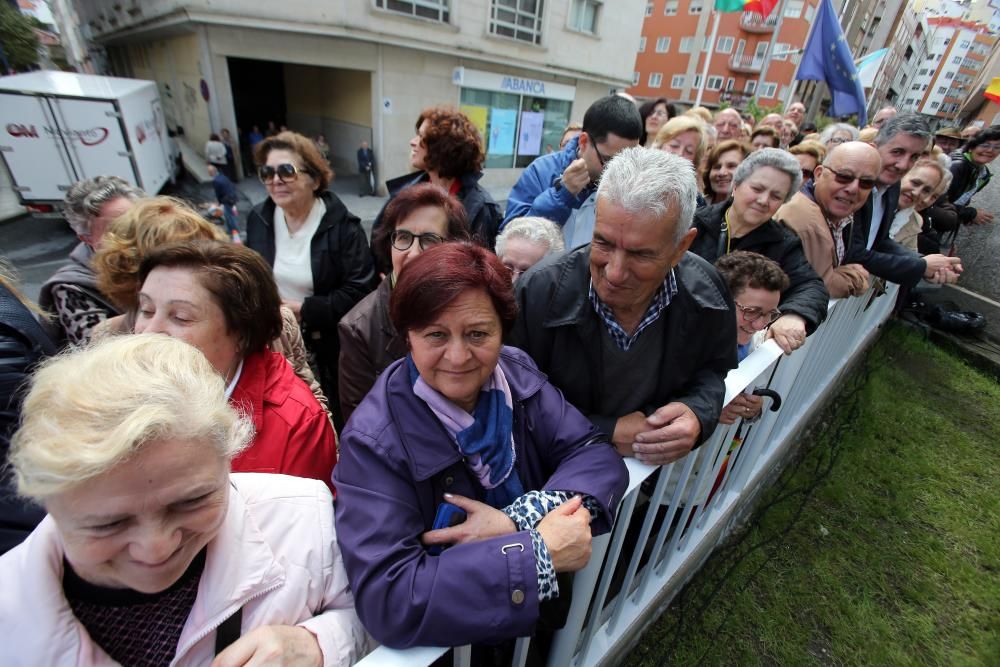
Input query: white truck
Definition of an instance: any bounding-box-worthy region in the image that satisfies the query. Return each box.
[0,70,176,207]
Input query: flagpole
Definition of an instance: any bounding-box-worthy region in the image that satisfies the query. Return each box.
[695,11,721,107]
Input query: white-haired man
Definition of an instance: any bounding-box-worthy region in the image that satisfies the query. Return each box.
[510,148,737,465]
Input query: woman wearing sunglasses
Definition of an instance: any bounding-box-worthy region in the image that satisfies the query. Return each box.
[247,131,376,427]
[338,184,470,423]
[690,148,829,355]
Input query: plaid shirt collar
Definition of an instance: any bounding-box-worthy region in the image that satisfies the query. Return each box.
[588,271,678,351]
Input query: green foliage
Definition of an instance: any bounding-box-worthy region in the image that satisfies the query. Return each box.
[629,323,1000,666]
[746,97,785,122]
[0,4,41,71]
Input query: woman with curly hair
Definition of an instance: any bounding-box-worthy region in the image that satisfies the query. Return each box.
[373,106,502,257]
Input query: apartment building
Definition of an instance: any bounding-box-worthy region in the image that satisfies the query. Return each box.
[867,6,930,114]
[901,17,996,122]
[629,0,819,110]
[65,0,644,186]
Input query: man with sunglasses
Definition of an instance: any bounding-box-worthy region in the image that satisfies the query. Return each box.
[847,114,962,287]
[502,96,641,245]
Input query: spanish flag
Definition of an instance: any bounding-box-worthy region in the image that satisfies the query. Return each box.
[715,0,778,16]
[984,77,1000,105]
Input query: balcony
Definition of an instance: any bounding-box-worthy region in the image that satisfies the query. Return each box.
[740,11,778,33]
[729,53,766,73]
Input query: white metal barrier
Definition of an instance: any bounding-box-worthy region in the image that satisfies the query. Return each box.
[355,285,898,667]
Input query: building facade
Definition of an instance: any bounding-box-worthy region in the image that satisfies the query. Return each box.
[64,0,644,188]
[900,17,996,123]
[628,0,820,110]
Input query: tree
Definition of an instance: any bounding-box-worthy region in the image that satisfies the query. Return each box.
[0,3,41,72]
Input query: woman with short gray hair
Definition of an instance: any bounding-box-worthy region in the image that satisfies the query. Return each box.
[818,122,859,148]
[495,216,565,281]
[690,148,829,354]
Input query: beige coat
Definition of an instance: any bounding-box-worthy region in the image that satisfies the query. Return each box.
[775,193,869,299]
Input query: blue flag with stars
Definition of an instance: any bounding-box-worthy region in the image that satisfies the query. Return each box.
[795,0,866,117]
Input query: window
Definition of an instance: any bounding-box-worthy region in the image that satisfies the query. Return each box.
[638,36,646,52]
[805,3,815,21]
[375,0,450,21]
[679,36,695,52]
[717,36,734,54]
[744,79,757,94]
[490,0,545,44]
[784,0,802,18]
[938,86,947,94]
[946,71,954,79]
[918,68,928,75]
[922,84,927,90]
[726,77,735,91]
[960,40,971,48]
[656,36,671,52]
[671,74,686,88]
[568,0,600,34]
[646,2,653,16]
[773,42,787,60]
[760,82,777,98]
[931,101,939,109]
[693,74,702,88]
[707,75,723,91]
[953,56,961,64]
[633,71,640,86]
[649,72,663,88]
[911,83,920,90]
[689,0,703,14]
[664,0,678,14]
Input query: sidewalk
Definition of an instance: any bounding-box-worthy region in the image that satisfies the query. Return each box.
[904,283,1000,378]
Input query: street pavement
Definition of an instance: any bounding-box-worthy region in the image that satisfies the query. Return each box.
[954,162,1000,303]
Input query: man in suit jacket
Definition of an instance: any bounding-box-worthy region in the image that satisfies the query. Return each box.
[846,114,962,287]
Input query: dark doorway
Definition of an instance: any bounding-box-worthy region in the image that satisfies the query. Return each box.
[227,57,286,139]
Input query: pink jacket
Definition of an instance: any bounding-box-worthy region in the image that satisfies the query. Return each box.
[0,474,371,666]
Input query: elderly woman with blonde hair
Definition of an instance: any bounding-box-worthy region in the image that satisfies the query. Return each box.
[0,334,369,666]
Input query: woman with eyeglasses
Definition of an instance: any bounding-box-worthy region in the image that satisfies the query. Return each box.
[944,124,1000,227]
[337,184,470,423]
[714,251,790,424]
[247,131,376,427]
[690,148,829,355]
[638,97,676,148]
[818,123,859,149]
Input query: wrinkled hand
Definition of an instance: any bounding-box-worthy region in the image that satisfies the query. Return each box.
[210,625,321,667]
[612,411,648,457]
[632,402,701,466]
[928,266,961,285]
[767,313,807,354]
[973,209,994,225]
[420,493,516,548]
[843,263,870,295]
[560,158,591,195]
[923,254,962,280]
[537,495,592,573]
[719,393,763,425]
[282,300,303,322]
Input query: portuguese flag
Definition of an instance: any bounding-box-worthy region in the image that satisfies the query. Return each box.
[714,0,778,16]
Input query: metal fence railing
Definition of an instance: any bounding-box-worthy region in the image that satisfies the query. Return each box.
[355,285,899,667]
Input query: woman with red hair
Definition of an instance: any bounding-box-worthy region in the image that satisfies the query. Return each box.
[333,243,627,653]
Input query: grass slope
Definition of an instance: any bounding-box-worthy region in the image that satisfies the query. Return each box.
[628,322,1000,666]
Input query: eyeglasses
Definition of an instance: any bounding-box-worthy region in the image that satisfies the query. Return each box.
[824,167,877,191]
[735,302,781,325]
[649,109,669,118]
[977,142,1000,151]
[258,163,309,184]
[587,132,613,168]
[827,136,849,145]
[390,229,444,252]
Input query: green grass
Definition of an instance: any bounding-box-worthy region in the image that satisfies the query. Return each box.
[627,322,1000,666]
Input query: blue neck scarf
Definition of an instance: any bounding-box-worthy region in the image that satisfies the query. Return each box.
[407,356,524,508]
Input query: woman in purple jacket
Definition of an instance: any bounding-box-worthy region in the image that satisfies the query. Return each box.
[333,243,628,652]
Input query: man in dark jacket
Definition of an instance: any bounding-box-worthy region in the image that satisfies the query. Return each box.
[848,114,962,286]
[357,140,376,196]
[510,148,737,466]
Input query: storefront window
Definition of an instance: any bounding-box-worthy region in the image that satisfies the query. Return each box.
[460,87,572,168]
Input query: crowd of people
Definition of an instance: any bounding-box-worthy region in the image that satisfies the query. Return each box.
[0,93,995,665]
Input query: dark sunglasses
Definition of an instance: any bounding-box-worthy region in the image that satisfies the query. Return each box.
[258,163,309,183]
[824,167,876,190]
[390,229,444,252]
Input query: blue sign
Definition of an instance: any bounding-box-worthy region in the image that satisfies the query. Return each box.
[500,77,546,95]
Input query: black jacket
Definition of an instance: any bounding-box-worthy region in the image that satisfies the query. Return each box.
[509,247,737,446]
[247,191,375,340]
[690,200,829,333]
[846,184,926,287]
[0,285,57,555]
[947,151,990,224]
[373,171,503,254]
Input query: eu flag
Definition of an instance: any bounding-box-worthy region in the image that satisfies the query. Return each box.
[795,0,866,117]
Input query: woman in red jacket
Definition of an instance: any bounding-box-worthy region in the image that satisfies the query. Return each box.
[132,239,337,490]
